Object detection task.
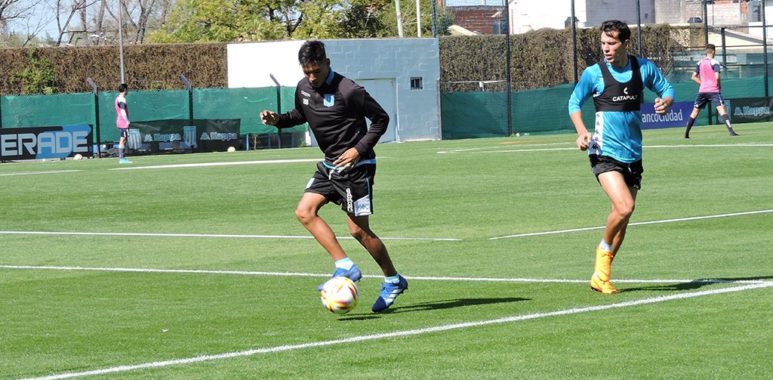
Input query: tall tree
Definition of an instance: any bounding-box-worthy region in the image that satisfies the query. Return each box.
[150,0,453,43]
[0,0,41,36]
[379,0,453,37]
[51,0,96,45]
[84,0,174,45]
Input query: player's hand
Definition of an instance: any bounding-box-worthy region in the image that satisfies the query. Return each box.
[260,110,279,125]
[653,97,672,115]
[576,131,591,151]
[333,148,360,172]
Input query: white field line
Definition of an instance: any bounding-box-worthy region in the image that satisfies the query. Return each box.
[437,142,572,154]
[109,158,319,170]
[0,230,461,242]
[490,209,773,240]
[25,281,773,380]
[1,264,769,285]
[437,143,773,155]
[0,170,81,177]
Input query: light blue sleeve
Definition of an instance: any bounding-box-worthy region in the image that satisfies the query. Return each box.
[640,58,675,100]
[568,66,599,114]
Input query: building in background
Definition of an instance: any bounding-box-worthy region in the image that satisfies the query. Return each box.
[440,0,506,35]
[227,39,442,144]
[509,0,654,33]
[440,0,768,37]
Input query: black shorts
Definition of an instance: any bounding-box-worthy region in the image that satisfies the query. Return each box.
[118,128,129,139]
[305,161,376,216]
[693,92,725,109]
[590,155,644,190]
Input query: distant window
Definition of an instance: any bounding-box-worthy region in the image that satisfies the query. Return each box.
[410,77,423,90]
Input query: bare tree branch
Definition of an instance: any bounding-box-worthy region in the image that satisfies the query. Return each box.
[0,0,44,35]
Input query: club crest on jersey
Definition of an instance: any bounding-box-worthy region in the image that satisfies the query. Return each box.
[323,93,335,107]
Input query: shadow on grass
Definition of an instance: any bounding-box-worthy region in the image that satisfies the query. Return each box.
[621,275,773,293]
[387,296,530,314]
[337,297,531,320]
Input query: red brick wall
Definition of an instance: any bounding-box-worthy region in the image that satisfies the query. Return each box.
[447,6,506,35]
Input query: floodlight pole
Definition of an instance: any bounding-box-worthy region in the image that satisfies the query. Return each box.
[269,73,282,149]
[416,0,421,37]
[118,0,125,83]
[505,0,512,136]
[572,0,577,84]
[763,0,769,97]
[636,0,642,56]
[395,0,404,37]
[702,0,709,46]
[86,77,101,157]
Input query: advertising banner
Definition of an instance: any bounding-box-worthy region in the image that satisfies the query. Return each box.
[641,101,693,129]
[729,97,773,123]
[128,119,241,152]
[0,123,92,160]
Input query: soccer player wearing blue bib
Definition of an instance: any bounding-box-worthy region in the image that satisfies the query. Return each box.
[568,20,675,294]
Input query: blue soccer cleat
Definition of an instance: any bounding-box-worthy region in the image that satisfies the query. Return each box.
[318,264,362,291]
[371,275,408,313]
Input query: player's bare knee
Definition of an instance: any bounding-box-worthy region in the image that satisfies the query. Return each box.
[349,226,367,242]
[295,207,315,225]
[616,203,635,219]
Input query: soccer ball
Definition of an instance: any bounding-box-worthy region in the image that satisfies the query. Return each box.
[73,154,83,160]
[320,277,359,314]
[227,146,236,153]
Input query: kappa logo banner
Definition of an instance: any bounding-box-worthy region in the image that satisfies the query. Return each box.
[730,97,773,123]
[129,119,241,153]
[0,124,93,160]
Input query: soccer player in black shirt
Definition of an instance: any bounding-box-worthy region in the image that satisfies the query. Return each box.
[260,40,407,312]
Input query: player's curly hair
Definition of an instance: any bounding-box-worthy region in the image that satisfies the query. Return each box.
[298,41,327,66]
[601,20,631,43]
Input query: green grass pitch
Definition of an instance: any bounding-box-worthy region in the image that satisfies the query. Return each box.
[1,122,771,379]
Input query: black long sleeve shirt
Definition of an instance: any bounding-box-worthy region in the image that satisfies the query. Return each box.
[274,72,389,162]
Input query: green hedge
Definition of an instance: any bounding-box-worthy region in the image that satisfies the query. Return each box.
[0,25,696,95]
[440,24,688,92]
[0,44,226,94]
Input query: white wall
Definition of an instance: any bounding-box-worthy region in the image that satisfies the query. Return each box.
[227,40,306,88]
[583,0,655,27]
[511,0,574,33]
[510,0,655,34]
[227,38,441,142]
[747,3,773,42]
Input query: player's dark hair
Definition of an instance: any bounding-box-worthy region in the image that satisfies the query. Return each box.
[118,83,128,93]
[298,40,327,66]
[706,43,716,52]
[601,20,631,43]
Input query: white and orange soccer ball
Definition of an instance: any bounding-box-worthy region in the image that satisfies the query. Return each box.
[320,277,359,314]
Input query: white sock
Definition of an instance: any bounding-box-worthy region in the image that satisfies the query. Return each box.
[335,258,354,270]
[385,274,401,284]
[599,240,613,252]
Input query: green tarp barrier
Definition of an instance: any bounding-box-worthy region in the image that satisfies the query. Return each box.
[441,76,768,139]
[1,87,305,144]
